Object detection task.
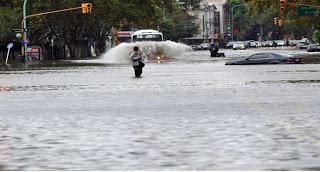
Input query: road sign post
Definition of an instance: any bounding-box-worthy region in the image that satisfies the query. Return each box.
[6,43,13,65]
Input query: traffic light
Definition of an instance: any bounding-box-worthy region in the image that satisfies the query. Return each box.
[280,0,286,10]
[86,3,92,13]
[273,17,279,25]
[82,3,92,13]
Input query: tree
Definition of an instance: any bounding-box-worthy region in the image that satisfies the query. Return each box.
[313,29,320,43]
[0,0,201,60]
[159,5,199,41]
[26,0,178,59]
[244,0,320,40]
[0,1,22,44]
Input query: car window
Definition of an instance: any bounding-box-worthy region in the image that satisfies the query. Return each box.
[248,54,270,60]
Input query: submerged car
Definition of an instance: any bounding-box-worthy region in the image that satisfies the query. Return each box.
[225,53,304,65]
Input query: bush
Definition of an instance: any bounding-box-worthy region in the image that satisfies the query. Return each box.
[313,30,320,44]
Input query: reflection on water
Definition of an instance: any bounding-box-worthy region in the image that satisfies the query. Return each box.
[1,55,320,170]
[0,86,10,92]
[7,85,89,92]
[247,80,320,85]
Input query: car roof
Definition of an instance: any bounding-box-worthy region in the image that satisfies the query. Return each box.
[249,52,292,58]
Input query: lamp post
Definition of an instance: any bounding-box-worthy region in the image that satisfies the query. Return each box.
[231,4,244,41]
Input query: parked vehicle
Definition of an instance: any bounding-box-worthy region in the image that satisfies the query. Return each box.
[300,38,311,45]
[249,41,260,48]
[244,40,254,48]
[226,41,236,49]
[296,38,311,49]
[307,44,320,52]
[296,43,309,49]
[261,41,274,47]
[196,44,203,50]
[190,44,199,51]
[275,40,286,46]
[289,40,300,47]
[225,53,304,65]
[232,41,246,50]
[200,43,210,50]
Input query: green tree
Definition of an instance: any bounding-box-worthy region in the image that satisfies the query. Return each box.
[313,29,320,43]
[27,0,176,59]
[245,0,320,40]
[0,0,22,44]
[1,0,199,60]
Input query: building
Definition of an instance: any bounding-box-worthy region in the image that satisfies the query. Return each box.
[180,0,229,45]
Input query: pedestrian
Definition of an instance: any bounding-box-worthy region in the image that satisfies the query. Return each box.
[129,46,145,77]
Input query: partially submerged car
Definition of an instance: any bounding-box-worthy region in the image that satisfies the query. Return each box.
[225,53,304,65]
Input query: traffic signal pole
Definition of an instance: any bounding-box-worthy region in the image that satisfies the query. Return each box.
[21,6,83,28]
[21,5,90,61]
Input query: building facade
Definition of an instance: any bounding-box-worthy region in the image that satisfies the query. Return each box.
[180,0,229,45]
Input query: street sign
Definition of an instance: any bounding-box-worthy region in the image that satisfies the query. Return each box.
[11,28,27,33]
[27,46,42,62]
[297,6,316,16]
[7,43,13,49]
[23,39,29,45]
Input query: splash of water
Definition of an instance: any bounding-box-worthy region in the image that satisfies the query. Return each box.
[98,41,191,64]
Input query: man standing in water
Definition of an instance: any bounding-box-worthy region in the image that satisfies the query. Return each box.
[130,46,145,77]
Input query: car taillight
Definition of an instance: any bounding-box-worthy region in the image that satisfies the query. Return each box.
[286,58,294,63]
[300,58,304,63]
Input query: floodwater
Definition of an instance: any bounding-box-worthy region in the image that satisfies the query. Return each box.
[1,48,320,170]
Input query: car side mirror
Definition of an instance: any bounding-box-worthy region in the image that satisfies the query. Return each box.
[245,58,249,61]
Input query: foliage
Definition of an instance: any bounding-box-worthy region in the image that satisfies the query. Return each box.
[0,0,198,58]
[0,6,22,43]
[245,0,320,39]
[313,29,320,43]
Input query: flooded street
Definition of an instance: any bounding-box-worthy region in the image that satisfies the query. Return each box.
[1,49,320,170]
